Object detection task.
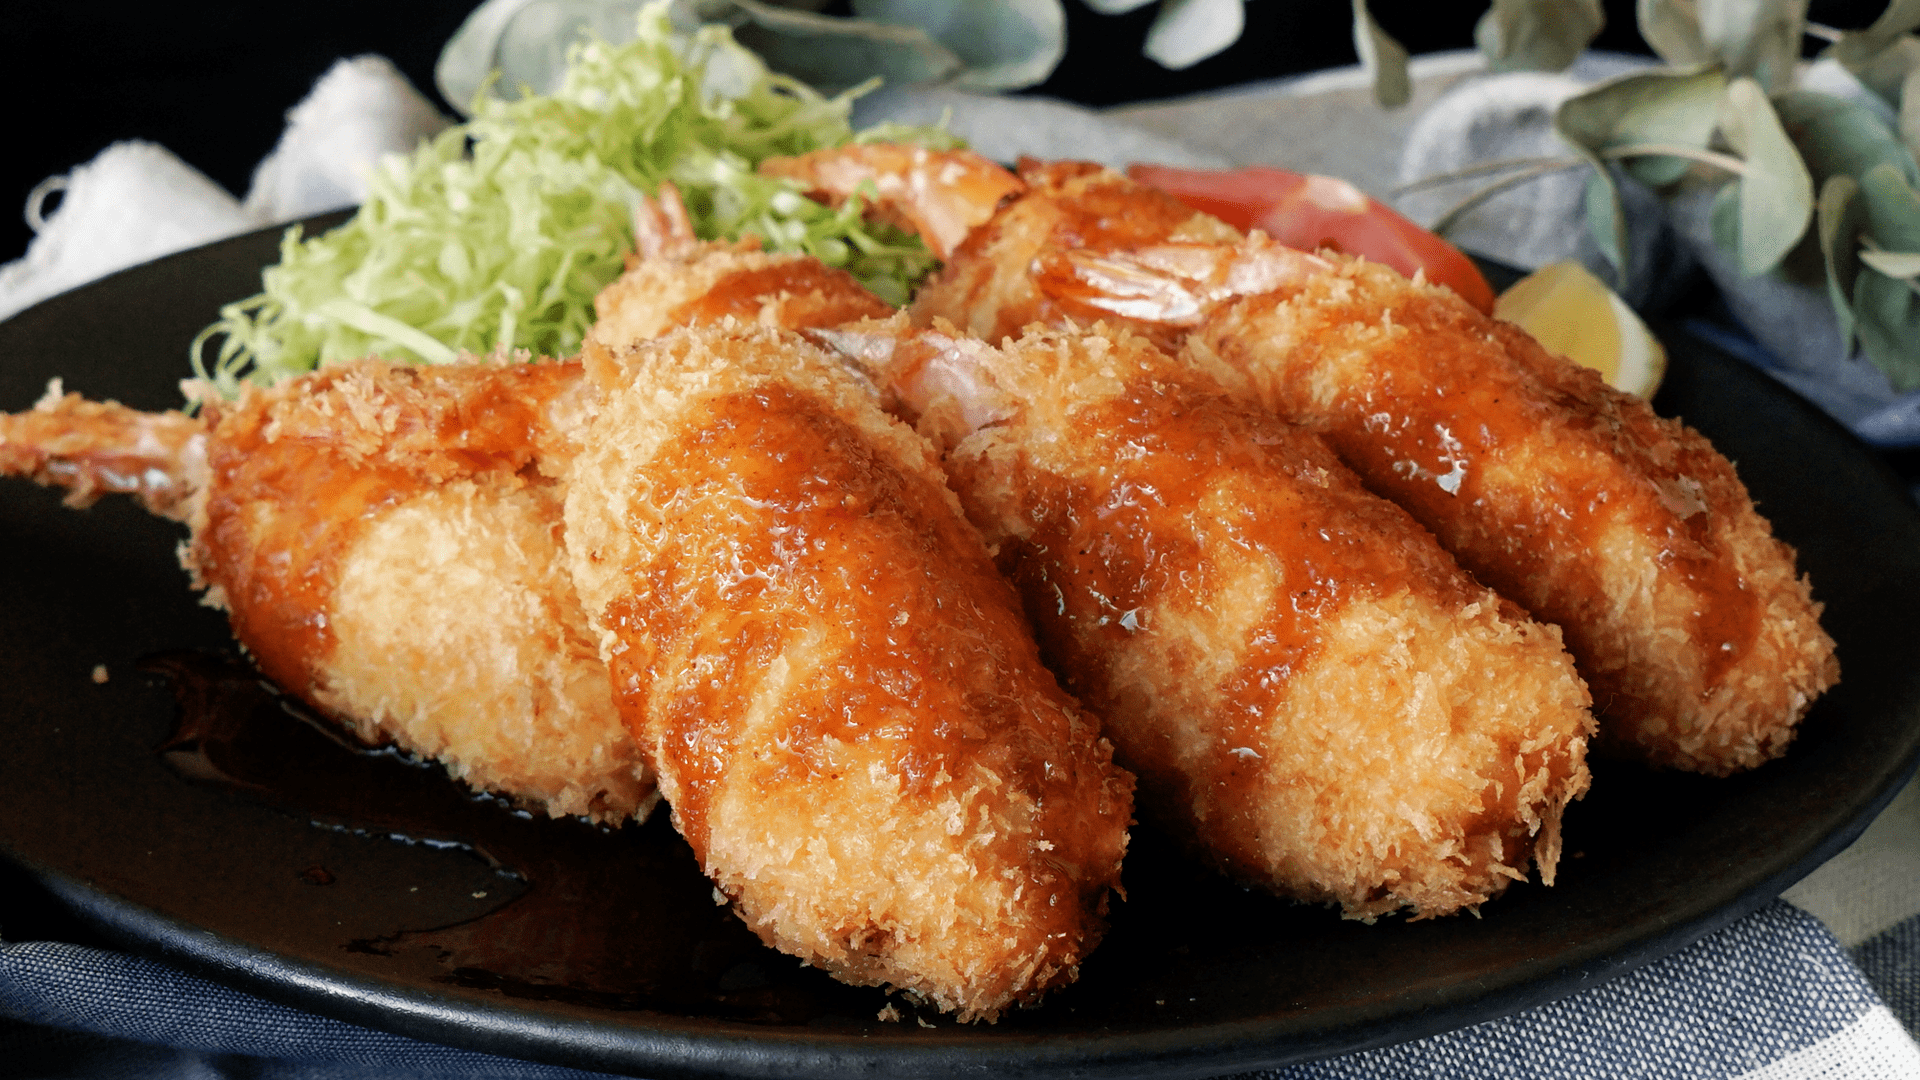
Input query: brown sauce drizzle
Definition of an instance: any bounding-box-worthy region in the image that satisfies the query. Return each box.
[666,262,890,331]
[982,381,1469,866]
[194,362,581,701]
[598,383,1100,891]
[1285,302,1763,696]
[1014,161,1206,252]
[197,449,421,696]
[143,649,873,1020]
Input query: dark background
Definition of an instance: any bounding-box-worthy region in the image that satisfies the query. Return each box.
[2,1,1895,265]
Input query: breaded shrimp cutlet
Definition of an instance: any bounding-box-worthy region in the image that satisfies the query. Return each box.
[564,318,1133,1020]
[1173,253,1838,774]
[821,316,1593,919]
[2,360,658,824]
[767,146,1835,777]
[585,179,892,358]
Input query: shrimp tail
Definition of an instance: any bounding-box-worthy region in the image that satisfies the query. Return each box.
[811,318,1018,451]
[632,182,700,260]
[0,380,208,520]
[759,146,1026,259]
[626,182,759,270]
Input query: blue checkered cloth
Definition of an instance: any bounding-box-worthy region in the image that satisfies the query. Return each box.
[5,900,1917,1079]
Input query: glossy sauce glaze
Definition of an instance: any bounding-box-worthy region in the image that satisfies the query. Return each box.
[601,383,1113,874]
[958,376,1483,873]
[665,261,892,332]
[1013,160,1214,251]
[191,362,583,700]
[1213,292,1762,699]
[143,650,853,1020]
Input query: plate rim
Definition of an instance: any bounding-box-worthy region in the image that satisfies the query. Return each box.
[2,220,1917,1079]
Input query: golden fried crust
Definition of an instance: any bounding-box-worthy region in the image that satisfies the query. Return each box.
[586,246,891,382]
[936,325,1592,918]
[185,358,655,822]
[909,161,1240,347]
[1189,257,1838,775]
[564,322,1133,1019]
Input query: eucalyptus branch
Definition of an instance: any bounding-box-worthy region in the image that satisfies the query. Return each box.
[1803,22,1843,44]
[1420,141,1750,238]
[1597,143,1749,175]
[1426,160,1585,236]
[1391,156,1579,196]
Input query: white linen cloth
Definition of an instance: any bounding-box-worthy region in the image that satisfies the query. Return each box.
[0,55,448,324]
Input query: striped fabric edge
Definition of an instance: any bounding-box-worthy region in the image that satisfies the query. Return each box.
[1734,1006,1920,1080]
[1851,912,1920,1038]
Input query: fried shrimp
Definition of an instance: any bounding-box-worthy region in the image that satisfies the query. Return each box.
[586,182,893,364]
[817,317,1593,918]
[1044,240,1840,775]
[774,144,1838,776]
[2,362,657,823]
[563,319,1132,1018]
[607,200,1592,917]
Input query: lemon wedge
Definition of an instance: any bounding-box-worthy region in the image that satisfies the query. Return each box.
[1494,261,1666,397]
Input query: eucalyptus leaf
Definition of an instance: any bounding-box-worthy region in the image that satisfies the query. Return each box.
[1816,173,1865,347]
[1719,77,1815,275]
[1853,266,1920,390]
[1710,172,1742,251]
[1902,66,1920,159]
[1697,0,1808,92]
[1859,160,1920,250]
[852,0,1064,89]
[1854,0,1920,45]
[1637,0,1711,66]
[1832,33,1920,107]
[1773,89,1920,187]
[1828,0,1920,77]
[1475,0,1604,74]
[1144,0,1246,70]
[1352,0,1411,108]
[1581,164,1629,276]
[1847,164,1920,387]
[1556,67,1725,193]
[727,0,962,91]
[1859,248,1920,276]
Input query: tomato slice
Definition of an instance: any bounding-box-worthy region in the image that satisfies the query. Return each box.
[1128,164,1496,314]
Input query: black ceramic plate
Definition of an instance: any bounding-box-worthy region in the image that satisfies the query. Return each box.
[2,222,1918,1080]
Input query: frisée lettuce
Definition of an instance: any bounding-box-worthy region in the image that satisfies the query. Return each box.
[192,2,955,393]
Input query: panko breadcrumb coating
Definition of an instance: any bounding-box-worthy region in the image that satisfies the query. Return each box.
[564,320,1133,1019]
[821,318,1593,918]
[1,362,657,823]
[1176,254,1839,774]
[814,150,1838,777]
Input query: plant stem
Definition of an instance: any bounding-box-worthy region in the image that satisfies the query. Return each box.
[1597,143,1748,175]
[1416,145,1748,237]
[1426,160,1586,236]
[1391,156,1580,196]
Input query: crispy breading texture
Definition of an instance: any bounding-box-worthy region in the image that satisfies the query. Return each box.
[564,321,1133,1019]
[586,244,891,377]
[1187,255,1838,774]
[923,324,1593,918]
[0,381,208,518]
[183,359,655,822]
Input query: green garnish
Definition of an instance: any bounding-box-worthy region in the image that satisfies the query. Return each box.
[192,2,955,393]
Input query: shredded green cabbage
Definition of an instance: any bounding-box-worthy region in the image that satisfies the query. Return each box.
[192,3,958,393]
